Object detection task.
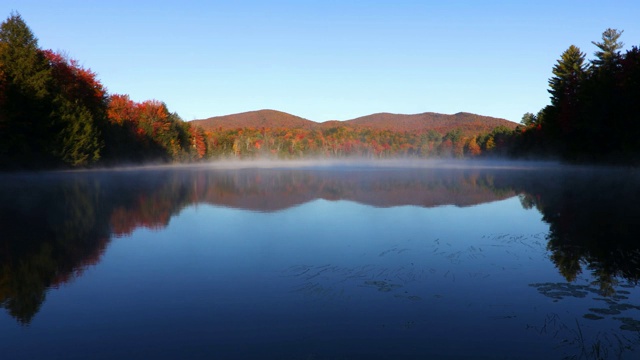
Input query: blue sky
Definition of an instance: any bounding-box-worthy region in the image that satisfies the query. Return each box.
[2,1,638,123]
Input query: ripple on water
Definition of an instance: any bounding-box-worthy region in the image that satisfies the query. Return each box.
[589,308,622,315]
[583,313,605,320]
[614,317,640,332]
[364,280,402,292]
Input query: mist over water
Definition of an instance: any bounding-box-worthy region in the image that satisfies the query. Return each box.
[55,158,567,176]
[1,160,639,359]
[177,157,564,170]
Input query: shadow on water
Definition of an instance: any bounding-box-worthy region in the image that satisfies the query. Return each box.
[1,162,639,357]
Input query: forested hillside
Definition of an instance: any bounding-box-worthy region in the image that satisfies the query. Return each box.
[193,110,517,159]
[193,110,515,135]
[193,109,317,131]
[7,14,636,168]
[344,112,514,134]
[0,13,207,170]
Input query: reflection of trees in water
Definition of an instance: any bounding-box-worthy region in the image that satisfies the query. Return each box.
[0,170,210,324]
[0,167,517,324]
[0,175,110,324]
[3,165,640,327]
[515,168,640,359]
[171,167,518,211]
[508,168,640,291]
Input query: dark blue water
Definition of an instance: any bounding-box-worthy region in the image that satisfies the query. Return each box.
[1,161,639,359]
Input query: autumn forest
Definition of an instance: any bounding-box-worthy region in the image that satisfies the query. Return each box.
[1,13,639,170]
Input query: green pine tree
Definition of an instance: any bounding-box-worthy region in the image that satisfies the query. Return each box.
[0,12,54,167]
[548,45,586,107]
[591,28,624,69]
[50,95,102,166]
[1,13,106,168]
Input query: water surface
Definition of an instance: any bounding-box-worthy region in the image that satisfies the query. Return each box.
[1,161,639,359]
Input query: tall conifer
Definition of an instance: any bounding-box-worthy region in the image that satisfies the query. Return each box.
[0,12,53,167]
[591,28,624,69]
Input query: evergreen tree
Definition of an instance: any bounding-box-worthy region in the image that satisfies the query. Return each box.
[544,46,586,157]
[0,14,106,168]
[0,13,49,98]
[520,112,537,126]
[581,29,625,159]
[548,45,586,107]
[0,12,54,167]
[50,95,102,166]
[45,50,105,166]
[591,28,624,69]
[619,46,640,158]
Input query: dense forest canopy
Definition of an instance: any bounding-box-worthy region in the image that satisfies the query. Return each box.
[0,13,517,169]
[511,29,640,163]
[0,13,207,170]
[1,13,638,169]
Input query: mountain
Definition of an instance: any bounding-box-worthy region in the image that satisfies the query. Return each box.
[192,109,517,135]
[191,109,316,131]
[342,112,517,134]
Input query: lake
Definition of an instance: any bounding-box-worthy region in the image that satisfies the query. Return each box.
[1,160,639,359]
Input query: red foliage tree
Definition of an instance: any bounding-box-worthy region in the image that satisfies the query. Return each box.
[107,94,138,125]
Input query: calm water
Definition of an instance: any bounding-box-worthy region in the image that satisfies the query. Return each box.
[1,161,639,359]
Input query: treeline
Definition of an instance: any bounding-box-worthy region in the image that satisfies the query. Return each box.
[182,28,640,163]
[492,29,640,163]
[204,125,513,159]
[0,13,520,169]
[4,13,636,168]
[0,13,208,170]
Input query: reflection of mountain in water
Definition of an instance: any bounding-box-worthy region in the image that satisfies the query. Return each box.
[107,167,518,234]
[2,164,640,325]
[0,166,515,324]
[186,167,516,211]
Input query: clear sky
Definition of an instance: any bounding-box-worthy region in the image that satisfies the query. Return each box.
[1,1,638,123]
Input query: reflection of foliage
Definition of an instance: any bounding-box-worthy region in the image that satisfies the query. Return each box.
[0,166,518,324]
[5,165,640,327]
[549,248,583,283]
[107,171,194,237]
[180,167,517,211]
[0,244,52,324]
[0,175,109,324]
[518,193,537,210]
[512,168,640,290]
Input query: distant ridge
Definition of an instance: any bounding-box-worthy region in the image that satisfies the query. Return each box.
[338,112,516,134]
[192,109,517,135]
[192,109,316,131]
